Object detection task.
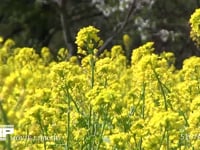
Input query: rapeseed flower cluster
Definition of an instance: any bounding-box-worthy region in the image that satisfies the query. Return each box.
[0,9,200,149]
[190,8,200,47]
[75,26,103,55]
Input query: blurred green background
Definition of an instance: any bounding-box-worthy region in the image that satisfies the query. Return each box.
[0,0,199,68]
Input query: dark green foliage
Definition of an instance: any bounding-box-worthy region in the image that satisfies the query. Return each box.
[0,0,199,67]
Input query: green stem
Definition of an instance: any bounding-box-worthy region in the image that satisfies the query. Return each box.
[139,137,143,150]
[159,127,166,149]
[88,105,93,149]
[64,84,81,114]
[165,121,170,150]
[96,104,110,149]
[90,56,95,88]
[140,82,146,119]
[151,66,168,111]
[89,51,95,148]
[166,129,169,150]
[66,86,71,150]
[159,124,170,149]
[87,47,96,148]
[180,110,189,127]
[37,112,47,150]
[96,122,106,149]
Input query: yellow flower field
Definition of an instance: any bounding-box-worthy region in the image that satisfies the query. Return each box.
[0,9,200,150]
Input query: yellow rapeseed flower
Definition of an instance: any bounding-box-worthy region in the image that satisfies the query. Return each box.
[75,26,103,55]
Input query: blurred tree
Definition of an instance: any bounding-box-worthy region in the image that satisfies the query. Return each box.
[0,0,199,67]
[150,0,199,68]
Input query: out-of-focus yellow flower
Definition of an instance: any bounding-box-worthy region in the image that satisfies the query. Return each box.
[111,45,123,59]
[0,36,3,43]
[69,56,78,64]
[4,38,15,48]
[57,48,68,61]
[41,47,52,64]
[190,8,200,47]
[73,128,87,140]
[123,34,132,50]
[131,42,154,65]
